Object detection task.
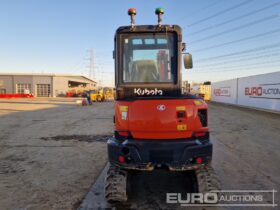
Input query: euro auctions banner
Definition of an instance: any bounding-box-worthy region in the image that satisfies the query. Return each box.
[211,72,280,112]
[238,72,280,112]
[211,79,238,105]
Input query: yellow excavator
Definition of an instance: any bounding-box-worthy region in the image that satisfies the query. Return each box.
[90,87,114,102]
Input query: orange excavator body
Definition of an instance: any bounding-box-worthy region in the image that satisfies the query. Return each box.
[107,24,212,171]
[105,9,219,204]
[115,99,208,140]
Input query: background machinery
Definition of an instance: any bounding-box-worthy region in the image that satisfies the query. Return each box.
[90,87,114,102]
[191,84,212,101]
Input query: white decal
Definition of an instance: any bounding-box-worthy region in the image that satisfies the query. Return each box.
[157,105,166,111]
[121,112,127,120]
[134,88,163,96]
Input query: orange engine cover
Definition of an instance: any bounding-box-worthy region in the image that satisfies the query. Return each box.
[115,99,208,140]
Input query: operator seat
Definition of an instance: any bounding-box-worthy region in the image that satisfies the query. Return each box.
[131,60,159,82]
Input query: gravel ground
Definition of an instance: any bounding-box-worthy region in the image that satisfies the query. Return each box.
[209,102,280,210]
[0,99,279,210]
[0,98,112,210]
[80,102,280,210]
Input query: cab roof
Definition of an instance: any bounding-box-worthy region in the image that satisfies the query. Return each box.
[116,25,182,41]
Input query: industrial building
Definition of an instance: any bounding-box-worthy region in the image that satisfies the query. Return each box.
[0,73,97,97]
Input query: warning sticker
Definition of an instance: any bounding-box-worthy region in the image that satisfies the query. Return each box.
[120,106,128,112]
[176,106,186,111]
[177,124,187,131]
[194,100,203,106]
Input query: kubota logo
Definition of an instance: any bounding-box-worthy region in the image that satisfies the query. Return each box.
[157,105,166,111]
[134,88,163,96]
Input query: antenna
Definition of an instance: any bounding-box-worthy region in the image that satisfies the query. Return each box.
[128,8,137,29]
[155,7,164,27]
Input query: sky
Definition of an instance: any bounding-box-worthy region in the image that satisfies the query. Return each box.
[0,0,279,86]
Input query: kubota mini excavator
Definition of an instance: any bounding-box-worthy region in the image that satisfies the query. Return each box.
[105,8,220,202]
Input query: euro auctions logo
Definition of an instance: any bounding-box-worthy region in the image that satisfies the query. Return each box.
[166,190,278,207]
[167,192,218,204]
[245,83,280,99]
[214,87,230,97]
[245,87,262,96]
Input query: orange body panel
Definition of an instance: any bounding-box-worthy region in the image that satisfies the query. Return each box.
[115,99,208,140]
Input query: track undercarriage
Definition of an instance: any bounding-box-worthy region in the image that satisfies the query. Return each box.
[105,163,221,203]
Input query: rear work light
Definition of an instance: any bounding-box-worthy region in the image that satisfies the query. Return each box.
[118,131,129,137]
[118,156,125,163]
[195,132,206,137]
[194,132,209,143]
[196,157,203,164]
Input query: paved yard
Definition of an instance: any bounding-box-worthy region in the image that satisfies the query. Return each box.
[0,98,279,210]
[0,98,112,210]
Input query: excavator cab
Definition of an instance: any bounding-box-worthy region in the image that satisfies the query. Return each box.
[114,13,193,100]
[105,8,220,203]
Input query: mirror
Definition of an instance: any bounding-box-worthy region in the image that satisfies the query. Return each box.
[112,50,115,59]
[182,43,186,52]
[183,53,193,69]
